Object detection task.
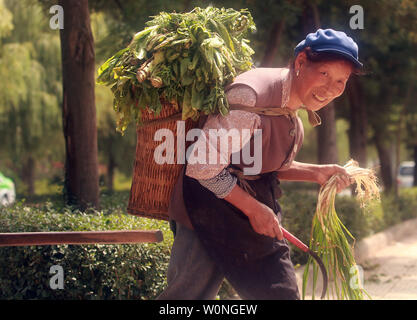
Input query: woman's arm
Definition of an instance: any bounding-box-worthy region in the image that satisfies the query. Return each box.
[276,161,318,183]
[223,183,283,240]
[276,160,353,192]
[185,86,260,180]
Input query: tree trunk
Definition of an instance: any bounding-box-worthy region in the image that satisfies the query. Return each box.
[374,132,394,193]
[302,0,321,34]
[59,0,100,210]
[107,151,115,192]
[260,20,285,67]
[317,103,339,164]
[346,77,367,167]
[21,154,35,196]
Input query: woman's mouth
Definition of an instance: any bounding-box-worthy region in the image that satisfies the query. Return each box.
[312,93,328,103]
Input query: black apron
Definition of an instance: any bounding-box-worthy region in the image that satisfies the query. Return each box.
[182,164,300,300]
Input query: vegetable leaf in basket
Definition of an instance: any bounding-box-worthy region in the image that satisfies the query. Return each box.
[97,6,256,134]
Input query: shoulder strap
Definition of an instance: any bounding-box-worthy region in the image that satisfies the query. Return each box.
[137,104,322,129]
[229,105,322,127]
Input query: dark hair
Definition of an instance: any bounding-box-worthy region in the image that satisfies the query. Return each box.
[290,47,366,76]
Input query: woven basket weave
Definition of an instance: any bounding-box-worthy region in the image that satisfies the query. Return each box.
[127,100,198,221]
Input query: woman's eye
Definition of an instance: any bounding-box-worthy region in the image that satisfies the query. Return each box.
[321,71,328,76]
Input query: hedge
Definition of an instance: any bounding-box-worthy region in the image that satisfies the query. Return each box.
[0,195,173,300]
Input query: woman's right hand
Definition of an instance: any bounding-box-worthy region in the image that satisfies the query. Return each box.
[246,203,283,240]
[224,184,283,240]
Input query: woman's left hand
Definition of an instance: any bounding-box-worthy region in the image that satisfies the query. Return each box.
[315,164,353,193]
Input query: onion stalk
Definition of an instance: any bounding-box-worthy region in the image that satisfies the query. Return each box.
[302,159,380,300]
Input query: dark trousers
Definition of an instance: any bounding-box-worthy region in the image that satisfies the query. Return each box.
[157,221,225,300]
[158,171,300,300]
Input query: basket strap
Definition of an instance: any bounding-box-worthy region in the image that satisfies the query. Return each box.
[137,105,321,128]
[229,104,297,117]
[226,166,261,197]
[137,112,183,129]
[229,105,321,127]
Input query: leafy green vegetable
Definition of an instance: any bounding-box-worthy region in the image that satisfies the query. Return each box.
[97,6,256,135]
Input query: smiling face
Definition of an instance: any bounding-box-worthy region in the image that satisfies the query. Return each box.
[292,50,353,111]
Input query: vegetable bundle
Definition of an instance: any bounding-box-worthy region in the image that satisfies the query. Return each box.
[97,6,256,134]
[302,160,380,300]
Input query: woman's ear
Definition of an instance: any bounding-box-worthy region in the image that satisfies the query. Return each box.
[294,50,307,73]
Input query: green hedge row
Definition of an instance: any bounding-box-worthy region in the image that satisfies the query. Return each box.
[1,187,416,299]
[0,195,173,300]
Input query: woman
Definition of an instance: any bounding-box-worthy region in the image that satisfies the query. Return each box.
[158,28,363,300]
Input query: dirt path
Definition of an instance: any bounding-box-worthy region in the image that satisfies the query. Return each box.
[360,231,417,300]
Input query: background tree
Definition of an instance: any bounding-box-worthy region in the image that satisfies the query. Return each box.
[0,0,63,195]
[0,0,13,38]
[59,0,99,209]
[352,0,417,193]
[90,11,142,193]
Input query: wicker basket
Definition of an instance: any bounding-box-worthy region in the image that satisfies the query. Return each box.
[127,100,198,220]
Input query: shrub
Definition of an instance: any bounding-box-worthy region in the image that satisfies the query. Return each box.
[280,190,317,266]
[0,198,173,300]
[380,187,417,228]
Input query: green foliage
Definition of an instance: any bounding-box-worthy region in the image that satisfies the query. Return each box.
[0,195,173,299]
[89,12,138,184]
[97,6,256,134]
[0,0,13,40]
[380,187,417,227]
[280,189,317,266]
[0,0,64,193]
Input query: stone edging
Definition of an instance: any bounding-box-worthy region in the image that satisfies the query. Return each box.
[353,217,417,263]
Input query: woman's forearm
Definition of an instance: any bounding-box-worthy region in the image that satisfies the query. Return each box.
[223,183,261,218]
[276,161,319,183]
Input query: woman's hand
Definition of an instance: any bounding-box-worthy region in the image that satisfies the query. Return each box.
[246,203,283,240]
[224,184,283,240]
[315,164,353,193]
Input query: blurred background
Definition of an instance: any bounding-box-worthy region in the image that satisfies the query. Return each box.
[0,0,416,204]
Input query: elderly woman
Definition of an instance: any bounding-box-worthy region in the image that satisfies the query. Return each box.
[158,29,363,300]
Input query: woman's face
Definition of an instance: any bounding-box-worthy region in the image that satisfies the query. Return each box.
[293,51,353,111]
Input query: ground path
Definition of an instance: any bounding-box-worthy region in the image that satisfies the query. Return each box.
[360,230,417,299]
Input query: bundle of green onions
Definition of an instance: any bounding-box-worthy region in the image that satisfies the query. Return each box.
[97,6,256,134]
[302,160,380,300]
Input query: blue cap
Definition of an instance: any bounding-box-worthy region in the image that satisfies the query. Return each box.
[294,28,363,68]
